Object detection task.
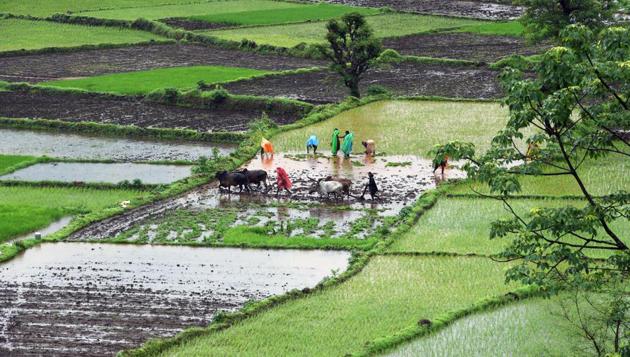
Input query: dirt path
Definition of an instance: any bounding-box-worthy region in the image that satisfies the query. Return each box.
[323,0,523,20]
[224,62,503,103]
[0,90,304,132]
[383,33,549,63]
[0,43,325,83]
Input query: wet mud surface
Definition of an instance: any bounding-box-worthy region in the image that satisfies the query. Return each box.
[0,128,235,162]
[0,243,349,356]
[224,63,502,103]
[383,33,549,63]
[0,43,325,83]
[0,91,303,132]
[0,162,192,185]
[323,0,523,20]
[69,154,465,241]
[160,18,233,31]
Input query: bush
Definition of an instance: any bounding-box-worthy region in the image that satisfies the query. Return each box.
[377,48,403,63]
[239,39,257,49]
[367,84,390,96]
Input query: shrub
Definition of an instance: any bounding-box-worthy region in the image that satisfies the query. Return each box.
[367,84,390,96]
[377,48,403,63]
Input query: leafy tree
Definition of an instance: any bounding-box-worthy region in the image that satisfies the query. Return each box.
[319,13,382,98]
[431,25,629,293]
[515,0,623,41]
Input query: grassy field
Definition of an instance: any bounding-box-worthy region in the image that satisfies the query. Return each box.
[0,0,202,17]
[0,186,145,241]
[156,255,516,356]
[202,13,486,47]
[454,21,525,37]
[43,65,273,95]
[78,0,300,20]
[449,154,630,197]
[273,100,508,157]
[190,3,380,27]
[388,197,630,258]
[0,155,38,175]
[387,297,574,356]
[0,19,162,52]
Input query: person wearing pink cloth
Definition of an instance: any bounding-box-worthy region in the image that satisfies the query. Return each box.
[275,167,292,196]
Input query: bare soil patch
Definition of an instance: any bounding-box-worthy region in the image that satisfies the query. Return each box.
[0,90,304,132]
[383,33,549,63]
[224,62,503,103]
[160,18,233,31]
[0,243,349,356]
[323,0,523,20]
[0,43,325,82]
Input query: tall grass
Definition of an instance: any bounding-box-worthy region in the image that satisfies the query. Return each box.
[155,256,517,356]
[273,100,508,157]
[0,155,38,175]
[0,19,163,52]
[43,65,273,95]
[203,13,488,48]
[0,204,66,242]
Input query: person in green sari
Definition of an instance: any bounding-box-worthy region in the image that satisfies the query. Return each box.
[341,130,354,158]
[331,128,341,156]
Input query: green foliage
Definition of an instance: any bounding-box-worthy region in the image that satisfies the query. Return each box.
[0,18,163,52]
[453,20,525,37]
[0,204,66,243]
[432,25,630,291]
[318,13,382,97]
[42,65,272,95]
[0,155,39,175]
[189,3,381,27]
[366,84,390,96]
[515,0,621,41]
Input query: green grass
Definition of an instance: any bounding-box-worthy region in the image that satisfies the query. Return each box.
[273,100,509,157]
[42,65,273,95]
[388,197,630,258]
[0,186,145,241]
[0,0,204,17]
[0,19,163,52]
[157,255,516,356]
[78,0,301,20]
[449,154,630,197]
[202,13,487,47]
[190,3,380,27]
[0,155,38,175]
[453,20,525,37]
[387,297,575,356]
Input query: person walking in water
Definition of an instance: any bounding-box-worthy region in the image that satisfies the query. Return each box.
[275,167,292,196]
[331,128,341,156]
[341,130,354,158]
[360,172,379,200]
[362,139,376,156]
[306,134,319,154]
[260,137,274,157]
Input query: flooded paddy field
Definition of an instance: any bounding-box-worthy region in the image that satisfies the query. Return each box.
[383,33,549,63]
[0,90,304,132]
[0,43,324,83]
[68,153,465,244]
[0,128,235,162]
[224,62,502,103]
[0,243,350,356]
[0,162,192,185]
[9,216,73,243]
[324,0,523,20]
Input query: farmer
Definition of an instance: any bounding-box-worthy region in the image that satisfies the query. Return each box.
[362,139,376,156]
[260,137,274,157]
[341,130,354,158]
[306,134,319,154]
[331,128,341,156]
[433,155,449,175]
[360,172,379,200]
[275,167,292,196]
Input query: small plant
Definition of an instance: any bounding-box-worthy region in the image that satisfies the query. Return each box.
[366,84,390,96]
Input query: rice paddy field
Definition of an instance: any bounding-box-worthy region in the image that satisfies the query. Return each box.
[0,0,205,17]
[0,19,164,52]
[42,65,274,95]
[0,154,38,174]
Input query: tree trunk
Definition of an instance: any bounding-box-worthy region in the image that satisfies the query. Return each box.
[347,77,361,98]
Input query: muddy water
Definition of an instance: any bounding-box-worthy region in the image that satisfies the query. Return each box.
[0,243,350,356]
[0,128,235,161]
[9,216,73,243]
[0,162,192,184]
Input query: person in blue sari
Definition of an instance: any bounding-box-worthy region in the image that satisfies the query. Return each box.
[306,134,319,154]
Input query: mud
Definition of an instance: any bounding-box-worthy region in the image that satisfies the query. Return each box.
[69,154,465,241]
[0,128,235,162]
[0,43,325,83]
[383,33,550,63]
[160,18,233,31]
[224,63,502,103]
[323,0,523,20]
[0,243,349,356]
[1,162,192,185]
[0,91,303,132]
